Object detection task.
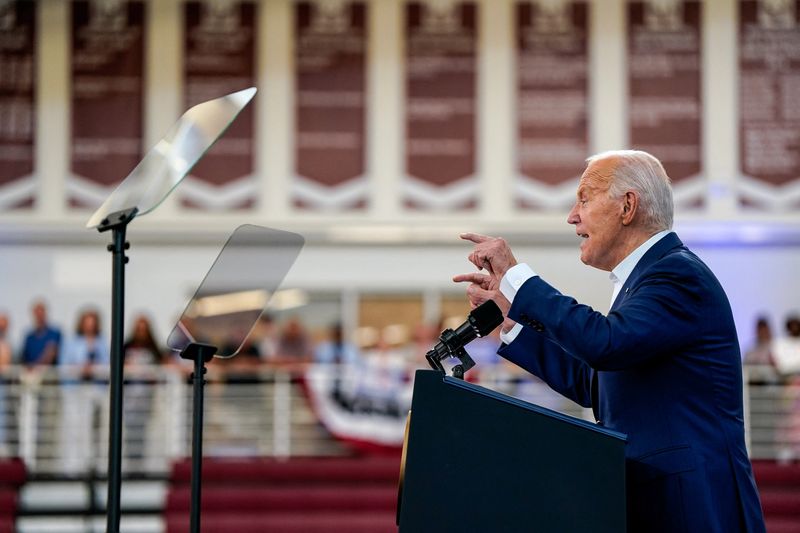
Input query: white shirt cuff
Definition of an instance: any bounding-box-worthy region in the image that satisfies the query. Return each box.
[499,323,523,345]
[500,263,537,302]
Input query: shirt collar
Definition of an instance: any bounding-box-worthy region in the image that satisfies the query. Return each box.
[609,230,670,287]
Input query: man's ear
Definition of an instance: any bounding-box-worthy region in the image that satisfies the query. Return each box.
[621,191,638,226]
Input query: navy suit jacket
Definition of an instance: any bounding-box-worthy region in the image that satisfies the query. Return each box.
[498,232,765,532]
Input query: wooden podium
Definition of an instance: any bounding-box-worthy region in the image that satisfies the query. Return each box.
[397,370,627,532]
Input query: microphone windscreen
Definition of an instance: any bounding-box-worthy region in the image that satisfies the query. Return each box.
[469,300,504,336]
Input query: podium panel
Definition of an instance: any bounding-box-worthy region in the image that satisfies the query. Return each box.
[398,370,627,533]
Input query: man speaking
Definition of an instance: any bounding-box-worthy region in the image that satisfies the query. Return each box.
[454,150,766,532]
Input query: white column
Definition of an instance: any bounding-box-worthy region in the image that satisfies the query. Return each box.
[702,0,738,216]
[368,0,403,219]
[423,288,441,326]
[272,371,292,457]
[479,0,514,219]
[341,288,360,345]
[36,0,70,218]
[144,0,183,219]
[589,0,627,152]
[258,0,293,219]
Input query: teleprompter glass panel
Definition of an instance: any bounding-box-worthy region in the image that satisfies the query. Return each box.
[167,224,305,358]
[86,87,256,229]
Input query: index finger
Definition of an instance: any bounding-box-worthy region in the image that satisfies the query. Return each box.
[460,232,493,244]
[452,272,489,284]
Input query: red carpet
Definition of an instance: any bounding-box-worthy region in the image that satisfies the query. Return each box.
[753,460,800,533]
[165,456,401,533]
[0,458,25,533]
[164,456,800,532]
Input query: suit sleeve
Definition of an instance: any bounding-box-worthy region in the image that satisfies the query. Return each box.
[498,326,594,408]
[508,254,705,371]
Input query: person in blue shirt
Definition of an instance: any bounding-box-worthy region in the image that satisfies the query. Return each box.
[314,322,361,366]
[58,308,109,473]
[314,322,362,408]
[21,300,61,369]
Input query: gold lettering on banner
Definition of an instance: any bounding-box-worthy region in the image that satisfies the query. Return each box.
[309,0,350,34]
[89,0,126,32]
[758,0,796,29]
[200,0,240,33]
[532,0,571,34]
[419,0,461,35]
[644,0,684,32]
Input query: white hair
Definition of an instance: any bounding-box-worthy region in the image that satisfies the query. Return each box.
[586,150,674,231]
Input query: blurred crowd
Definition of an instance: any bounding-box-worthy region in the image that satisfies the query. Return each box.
[0,299,504,381]
[0,298,518,469]
[2,299,799,390]
[744,313,800,380]
[2,299,798,467]
[743,313,800,463]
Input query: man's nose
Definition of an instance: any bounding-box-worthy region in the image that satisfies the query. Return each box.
[567,206,579,225]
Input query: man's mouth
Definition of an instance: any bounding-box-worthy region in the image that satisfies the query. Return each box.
[578,233,588,239]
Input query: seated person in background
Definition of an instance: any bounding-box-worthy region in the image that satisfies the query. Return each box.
[274,316,313,365]
[744,316,774,366]
[314,322,362,406]
[0,312,11,371]
[21,299,61,371]
[255,313,279,362]
[773,315,800,463]
[59,308,109,381]
[773,314,800,377]
[123,314,165,371]
[219,329,263,384]
[744,316,778,383]
[314,322,360,365]
[122,314,163,460]
[59,308,109,473]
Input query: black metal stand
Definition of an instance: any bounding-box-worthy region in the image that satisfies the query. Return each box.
[180,342,217,533]
[96,207,138,533]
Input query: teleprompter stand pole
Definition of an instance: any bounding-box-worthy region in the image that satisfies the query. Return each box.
[180,342,218,533]
[96,207,138,533]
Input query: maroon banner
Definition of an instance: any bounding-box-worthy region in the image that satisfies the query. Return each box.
[404,1,477,210]
[181,1,257,210]
[69,0,145,208]
[628,0,702,203]
[516,1,589,210]
[0,1,35,210]
[739,0,800,209]
[294,1,367,210]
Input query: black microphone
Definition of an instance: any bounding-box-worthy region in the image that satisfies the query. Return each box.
[426,300,503,376]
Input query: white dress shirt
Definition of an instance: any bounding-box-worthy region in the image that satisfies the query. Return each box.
[498,230,670,345]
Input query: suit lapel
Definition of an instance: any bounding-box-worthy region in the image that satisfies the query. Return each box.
[609,232,684,311]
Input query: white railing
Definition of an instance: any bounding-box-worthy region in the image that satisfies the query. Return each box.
[0,364,795,476]
[0,365,353,476]
[744,365,800,461]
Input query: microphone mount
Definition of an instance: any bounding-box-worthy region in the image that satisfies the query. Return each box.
[425,328,476,380]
